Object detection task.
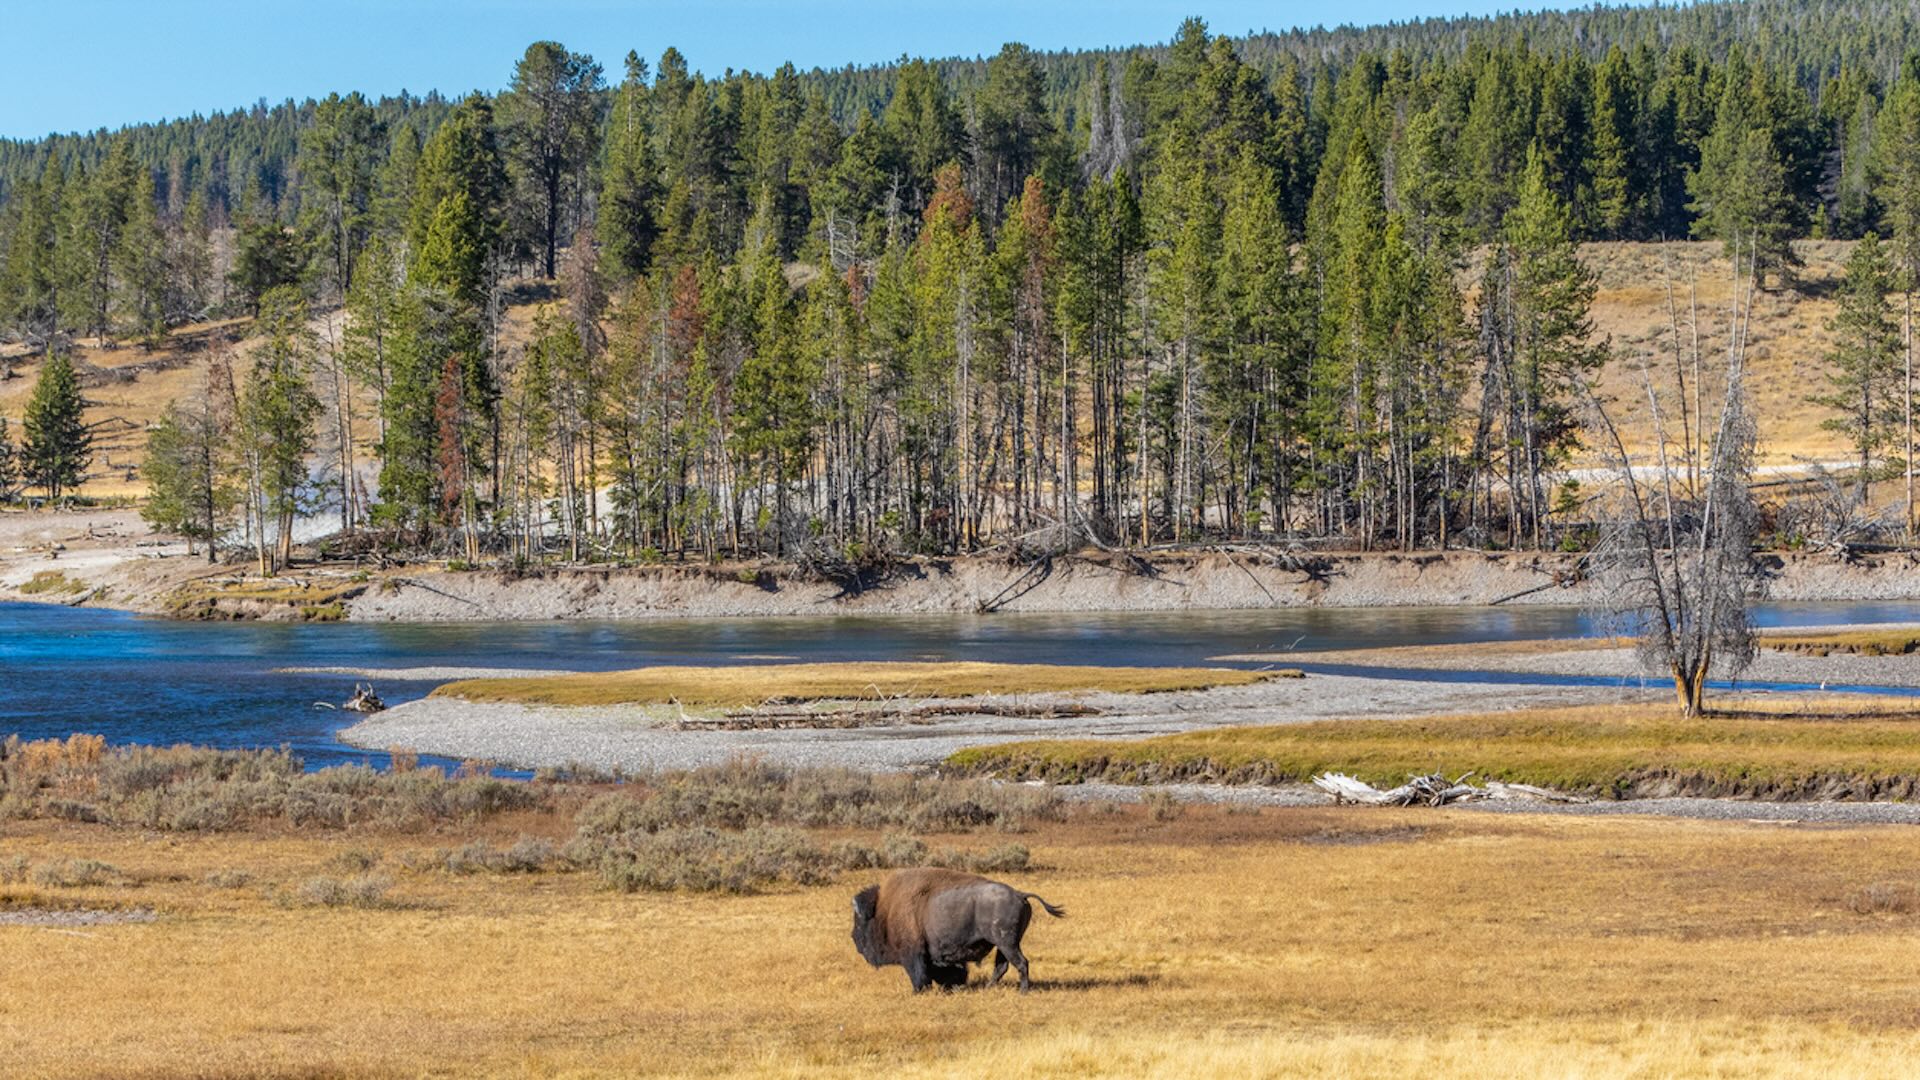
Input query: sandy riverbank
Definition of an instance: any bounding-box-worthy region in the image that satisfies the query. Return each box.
[339,670,1654,773]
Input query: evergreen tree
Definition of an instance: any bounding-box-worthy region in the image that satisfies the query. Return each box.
[236,286,323,573]
[22,351,91,500]
[0,418,19,503]
[58,148,137,342]
[1688,58,1800,281]
[0,159,64,347]
[500,41,604,278]
[1482,146,1606,547]
[1590,46,1642,237]
[409,94,508,265]
[142,396,232,560]
[115,163,167,343]
[372,124,422,243]
[969,43,1060,226]
[298,92,382,299]
[599,51,660,280]
[164,189,215,325]
[227,210,303,314]
[1812,232,1902,502]
[1873,66,1920,530]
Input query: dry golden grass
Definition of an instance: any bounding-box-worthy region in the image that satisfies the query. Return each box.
[1581,239,1859,467]
[1762,627,1920,657]
[8,806,1920,1076]
[949,700,1920,798]
[433,661,1284,709]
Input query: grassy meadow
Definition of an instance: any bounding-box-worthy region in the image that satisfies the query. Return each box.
[8,789,1920,1076]
[948,700,1920,798]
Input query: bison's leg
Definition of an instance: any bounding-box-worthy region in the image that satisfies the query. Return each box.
[989,950,1009,986]
[905,951,933,993]
[931,963,968,990]
[997,942,1032,992]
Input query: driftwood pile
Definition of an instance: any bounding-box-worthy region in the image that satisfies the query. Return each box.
[342,684,386,713]
[1312,772,1589,807]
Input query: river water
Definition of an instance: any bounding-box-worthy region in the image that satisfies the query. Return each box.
[4,599,1918,767]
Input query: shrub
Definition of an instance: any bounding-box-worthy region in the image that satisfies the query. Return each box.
[573,758,1063,837]
[0,855,28,883]
[296,874,396,909]
[1847,882,1920,915]
[437,836,561,875]
[573,819,1036,895]
[1143,790,1185,822]
[0,739,546,832]
[31,859,125,888]
[328,848,381,873]
[203,869,253,889]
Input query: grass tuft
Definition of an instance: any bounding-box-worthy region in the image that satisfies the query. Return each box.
[294,874,397,909]
[30,858,127,888]
[18,570,85,596]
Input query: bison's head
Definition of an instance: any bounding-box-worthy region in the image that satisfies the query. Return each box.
[850,885,885,966]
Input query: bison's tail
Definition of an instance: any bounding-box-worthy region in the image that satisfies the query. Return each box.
[1023,893,1067,919]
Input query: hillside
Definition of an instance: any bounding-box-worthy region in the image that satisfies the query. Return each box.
[0,239,1872,503]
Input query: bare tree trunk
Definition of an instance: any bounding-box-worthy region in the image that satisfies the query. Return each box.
[1907,291,1915,538]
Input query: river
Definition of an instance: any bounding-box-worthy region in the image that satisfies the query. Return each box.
[4,599,1918,767]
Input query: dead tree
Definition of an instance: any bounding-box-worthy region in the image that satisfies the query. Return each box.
[1584,241,1765,716]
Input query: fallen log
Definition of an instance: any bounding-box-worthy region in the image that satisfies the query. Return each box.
[1312,772,1587,807]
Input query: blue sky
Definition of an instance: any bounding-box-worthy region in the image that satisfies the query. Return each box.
[3,1,1633,139]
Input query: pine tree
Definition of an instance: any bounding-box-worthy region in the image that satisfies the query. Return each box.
[1484,146,1606,547]
[1812,232,1902,503]
[0,158,64,348]
[1590,46,1642,237]
[599,51,660,280]
[227,210,302,314]
[142,396,232,560]
[237,287,323,573]
[22,351,91,500]
[58,149,137,342]
[1688,59,1800,281]
[372,124,421,243]
[115,164,167,343]
[164,189,215,325]
[731,253,817,552]
[500,42,604,279]
[0,418,20,503]
[409,94,508,265]
[298,92,382,300]
[1874,68,1920,531]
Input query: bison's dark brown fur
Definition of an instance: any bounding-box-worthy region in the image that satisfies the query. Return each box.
[850,867,1065,992]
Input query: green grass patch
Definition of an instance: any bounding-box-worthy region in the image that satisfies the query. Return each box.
[432,661,1286,709]
[18,571,84,596]
[946,703,1920,800]
[1763,628,1920,657]
[164,578,366,620]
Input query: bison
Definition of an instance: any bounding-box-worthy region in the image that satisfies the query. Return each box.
[849,867,1066,993]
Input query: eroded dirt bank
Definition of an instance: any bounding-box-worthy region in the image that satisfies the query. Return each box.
[7,506,1920,620]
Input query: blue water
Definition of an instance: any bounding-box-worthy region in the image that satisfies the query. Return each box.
[3,599,1917,767]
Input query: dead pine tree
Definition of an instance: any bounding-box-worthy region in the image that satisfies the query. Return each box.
[1584,241,1765,716]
